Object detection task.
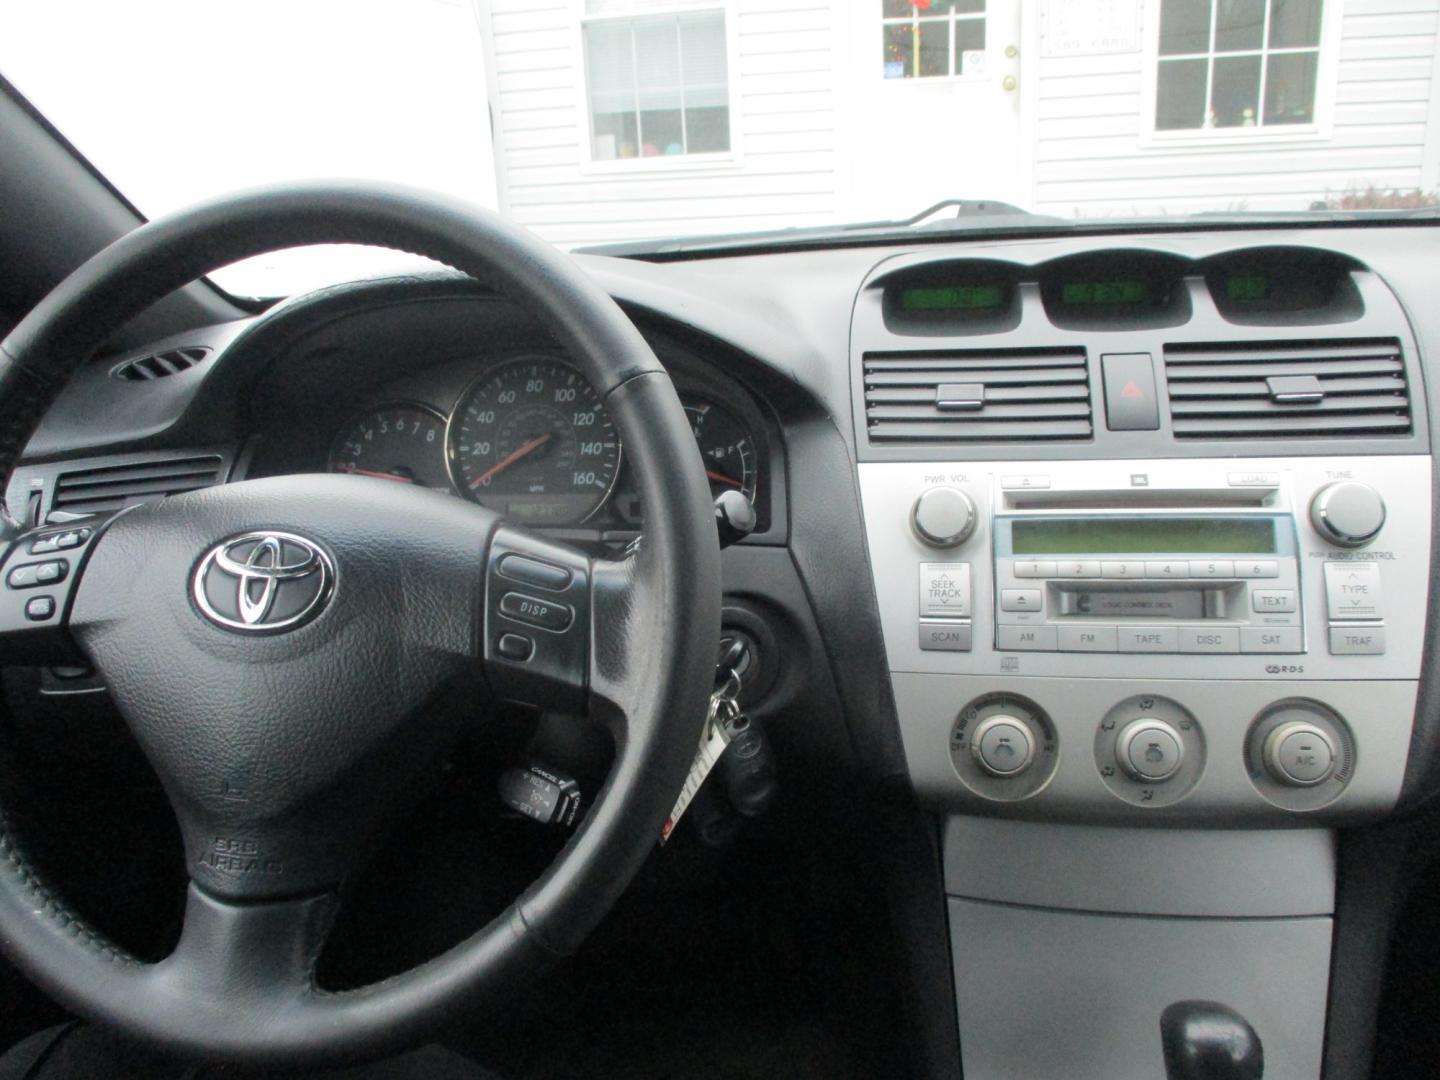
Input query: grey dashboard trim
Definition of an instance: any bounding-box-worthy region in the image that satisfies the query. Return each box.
[943,816,1335,917]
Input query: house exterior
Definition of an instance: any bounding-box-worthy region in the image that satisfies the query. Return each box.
[475,0,1440,248]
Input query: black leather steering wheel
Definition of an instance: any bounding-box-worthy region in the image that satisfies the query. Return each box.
[0,184,721,1065]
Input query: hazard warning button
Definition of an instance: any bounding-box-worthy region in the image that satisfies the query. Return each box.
[1101,352,1160,431]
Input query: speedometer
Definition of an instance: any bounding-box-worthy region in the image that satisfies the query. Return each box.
[447,357,621,525]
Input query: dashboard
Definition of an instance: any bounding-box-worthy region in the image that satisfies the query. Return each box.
[7,220,1440,1080]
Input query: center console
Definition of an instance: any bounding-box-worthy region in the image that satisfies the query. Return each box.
[851,242,1432,1079]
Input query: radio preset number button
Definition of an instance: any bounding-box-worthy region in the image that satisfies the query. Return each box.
[1013,560,1057,579]
[1101,561,1145,579]
[1234,560,1280,578]
[1057,560,1102,578]
[1188,560,1235,579]
[1145,561,1189,579]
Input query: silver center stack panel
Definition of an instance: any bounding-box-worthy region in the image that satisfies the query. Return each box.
[859,455,1429,824]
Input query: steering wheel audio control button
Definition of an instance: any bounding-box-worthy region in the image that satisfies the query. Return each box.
[498,591,574,632]
[1263,721,1337,787]
[497,554,573,593]
[911,487,976,548]
[496,633,534,662]
[24,596,55,621]
[971,715,1036,777]
[1116,719,1184,782]
[8,560,66,589]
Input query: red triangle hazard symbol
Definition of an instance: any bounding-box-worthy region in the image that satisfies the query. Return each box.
[1120,380,1144,399]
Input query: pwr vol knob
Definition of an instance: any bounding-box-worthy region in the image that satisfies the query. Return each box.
[911,487,976,548]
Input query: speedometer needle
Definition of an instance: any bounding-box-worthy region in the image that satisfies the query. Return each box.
[346,468,415,484]
[471,433,552,489]
[706,470,742,488]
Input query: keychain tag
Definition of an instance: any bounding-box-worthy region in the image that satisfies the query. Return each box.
[661,672,741,844]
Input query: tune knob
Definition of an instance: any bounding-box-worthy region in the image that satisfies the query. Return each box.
[1311,482,1386,547]
[911,486,977,548]
[1262,721,1337,787]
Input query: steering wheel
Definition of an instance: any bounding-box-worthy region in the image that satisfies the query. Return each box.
[0,184,721,1065]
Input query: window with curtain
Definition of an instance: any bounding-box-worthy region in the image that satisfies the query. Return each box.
[881,0,987,79]
[1155,0,1324,131]
[583,6,729,161]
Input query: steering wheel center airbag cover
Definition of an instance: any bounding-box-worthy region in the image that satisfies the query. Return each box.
[192,530,335,633]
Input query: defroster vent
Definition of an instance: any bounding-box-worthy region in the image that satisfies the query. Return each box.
[863,347,1092,443]
[52,455,226,516]
[1164,339,1411,439]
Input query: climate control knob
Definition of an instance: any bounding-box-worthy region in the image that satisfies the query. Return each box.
[911,486,976,548]
[1263,721,1337,787]
[970,714,1037,777]
[1311,481,1386,547]
[1116,719,1185,783]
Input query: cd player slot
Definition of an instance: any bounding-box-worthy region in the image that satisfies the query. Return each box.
[1004,487,1278,510]
[1050,581,1242,621]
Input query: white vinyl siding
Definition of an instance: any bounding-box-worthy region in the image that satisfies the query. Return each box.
[487,0,841,248]
[1031,0,1440,215]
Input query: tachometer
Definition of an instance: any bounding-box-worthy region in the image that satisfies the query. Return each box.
[447,358,620,525]
[329,403,451,490]
[686,398,757,503]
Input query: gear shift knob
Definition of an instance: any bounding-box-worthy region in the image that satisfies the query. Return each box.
[1161,1000,1263,1080]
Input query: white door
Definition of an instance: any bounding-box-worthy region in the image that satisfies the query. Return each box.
[840,0,1028,220]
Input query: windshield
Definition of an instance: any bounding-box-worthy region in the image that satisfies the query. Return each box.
[2,0,1436,295]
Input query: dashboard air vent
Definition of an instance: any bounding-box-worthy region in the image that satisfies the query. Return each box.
[52,455,225,516]
[863,347,1091,443]
[111,346,211,381]
[1163,338,1410,439]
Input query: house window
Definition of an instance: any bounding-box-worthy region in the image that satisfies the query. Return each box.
[583,7,729,161]
[881,0,987,79]
[1156,0,1324,131]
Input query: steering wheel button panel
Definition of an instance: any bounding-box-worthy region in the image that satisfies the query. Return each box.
[499,591,574,632]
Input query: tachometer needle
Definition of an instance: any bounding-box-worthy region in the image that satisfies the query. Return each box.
[471,433,552,489]
[706,470,742,488]
[346,468,415,484]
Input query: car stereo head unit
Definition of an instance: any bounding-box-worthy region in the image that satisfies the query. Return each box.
[992,512,1301,655]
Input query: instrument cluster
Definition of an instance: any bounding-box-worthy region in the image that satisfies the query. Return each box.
[322,352,763,529]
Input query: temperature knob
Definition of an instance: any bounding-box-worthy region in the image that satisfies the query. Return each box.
[1311,482,1386,547]
[911,487,976,548]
